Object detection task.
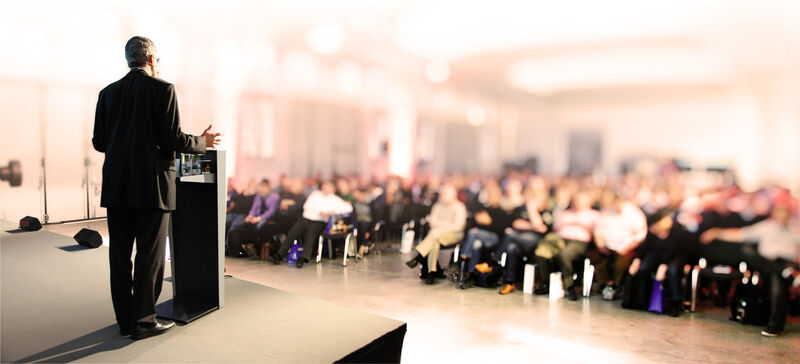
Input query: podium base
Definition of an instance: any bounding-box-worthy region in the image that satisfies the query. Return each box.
[156,298,218,324]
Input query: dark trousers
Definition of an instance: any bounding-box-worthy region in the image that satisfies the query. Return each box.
[557,240,589,288]
[260,214,299,242]
[227,219,269,255]
[278,217,327,261]
[742,247,792,328]
[356,221,373,247]
[623,254,683,310]
[107,207,169,331]
[502,231,540,283]
[461,229,501,273]
[588,249,635,287]
[225,213,246,239]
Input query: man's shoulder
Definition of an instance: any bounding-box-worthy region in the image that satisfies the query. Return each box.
[99,77,124,96]
[148,75,174,88]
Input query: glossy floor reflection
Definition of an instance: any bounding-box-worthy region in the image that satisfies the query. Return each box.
[225,247,799,364]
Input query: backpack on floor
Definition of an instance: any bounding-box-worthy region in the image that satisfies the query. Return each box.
[476,265,503,288]
[729,281,769,326]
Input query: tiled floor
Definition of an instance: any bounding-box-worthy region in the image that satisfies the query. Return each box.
[45,221,800,363]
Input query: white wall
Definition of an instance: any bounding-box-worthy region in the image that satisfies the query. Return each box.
[509,83,799,193]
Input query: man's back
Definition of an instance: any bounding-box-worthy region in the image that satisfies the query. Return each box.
[93,69,204,210]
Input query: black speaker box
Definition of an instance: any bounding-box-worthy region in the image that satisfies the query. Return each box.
[74,228,102,248]
[19,216,42,231]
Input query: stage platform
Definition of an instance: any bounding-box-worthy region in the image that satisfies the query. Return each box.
[1,220,406,363]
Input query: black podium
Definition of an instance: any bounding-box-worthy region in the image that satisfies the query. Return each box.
[157,150,226,324]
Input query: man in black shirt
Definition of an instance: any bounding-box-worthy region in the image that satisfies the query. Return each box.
[495,191,551,295]
[458,184,513,288]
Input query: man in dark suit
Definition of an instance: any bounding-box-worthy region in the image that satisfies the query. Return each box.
[92,36,221,340]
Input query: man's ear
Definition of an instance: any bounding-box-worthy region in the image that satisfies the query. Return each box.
[148,54,156,65]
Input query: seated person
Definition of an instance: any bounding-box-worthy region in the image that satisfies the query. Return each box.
[225,182,255,239]
[226,179,279,257]
[353,188,375,258]
[492,189,550,294]
[267,181,353,268]
[623,208,684,317]
[589,193,647,300]
[457,183,514,288]
[259,178,307,247]
[534,190,599,300]
[405,184,467,284]
[700,205,800,337]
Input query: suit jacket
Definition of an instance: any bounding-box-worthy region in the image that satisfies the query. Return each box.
[93,69,205,211]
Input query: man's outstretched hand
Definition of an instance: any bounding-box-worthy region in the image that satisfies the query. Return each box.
[202,124,222,149]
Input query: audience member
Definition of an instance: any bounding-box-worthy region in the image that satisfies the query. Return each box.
[494,189,551,294]
[589,193,647,300]
[226,179,279,257]
[268,181,353,268]
[700,205,800,337]
[623,208,683,316]
[535,190,600,300]
[259,178,307,250]
[457,183,513,289]
[405,185,467,284]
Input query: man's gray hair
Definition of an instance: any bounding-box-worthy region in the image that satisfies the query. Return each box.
[125,36,156,68]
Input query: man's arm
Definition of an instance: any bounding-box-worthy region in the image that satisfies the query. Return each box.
[331,196,354,215]
[247,194,263,218]
[699,228,744,244]
[157,84,206,154]
[92,91,105,153]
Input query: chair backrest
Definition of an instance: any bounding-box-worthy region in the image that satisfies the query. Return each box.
[699,240,746,267]
[326,213,355,235]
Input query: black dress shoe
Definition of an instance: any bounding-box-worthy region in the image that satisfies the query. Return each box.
[425,275,435,285]
[131,319,175,340]
[406,256,420,269]
[296,258,304,268]
[120,327,131,336]
[266,253,283,265]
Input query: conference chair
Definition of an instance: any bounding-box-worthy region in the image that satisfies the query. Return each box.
[316,213,357,267]
[689,240,748,312]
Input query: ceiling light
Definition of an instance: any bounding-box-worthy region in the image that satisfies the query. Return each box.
[306,22,344,55]
[466,106,486,126]
[425,60,450,83]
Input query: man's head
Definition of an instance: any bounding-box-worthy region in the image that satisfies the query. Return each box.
[571,190,593,210]
[336,178,351,195]
[290,178,305,195]
[256,179,271,196]
[439,184,458,204]
[648,208,675,235]
[321,181,336,195]
[125,36,159,77]
[485,183,502,207]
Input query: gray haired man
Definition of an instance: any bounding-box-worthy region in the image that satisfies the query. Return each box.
[93,36,221,340]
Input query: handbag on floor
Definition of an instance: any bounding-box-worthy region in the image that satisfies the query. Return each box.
[287,242,301,264]
[648,280,664,313]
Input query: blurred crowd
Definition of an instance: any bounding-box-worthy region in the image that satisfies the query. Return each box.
[225,161,800,337]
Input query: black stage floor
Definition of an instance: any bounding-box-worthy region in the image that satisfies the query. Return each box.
[0,220,406,363]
